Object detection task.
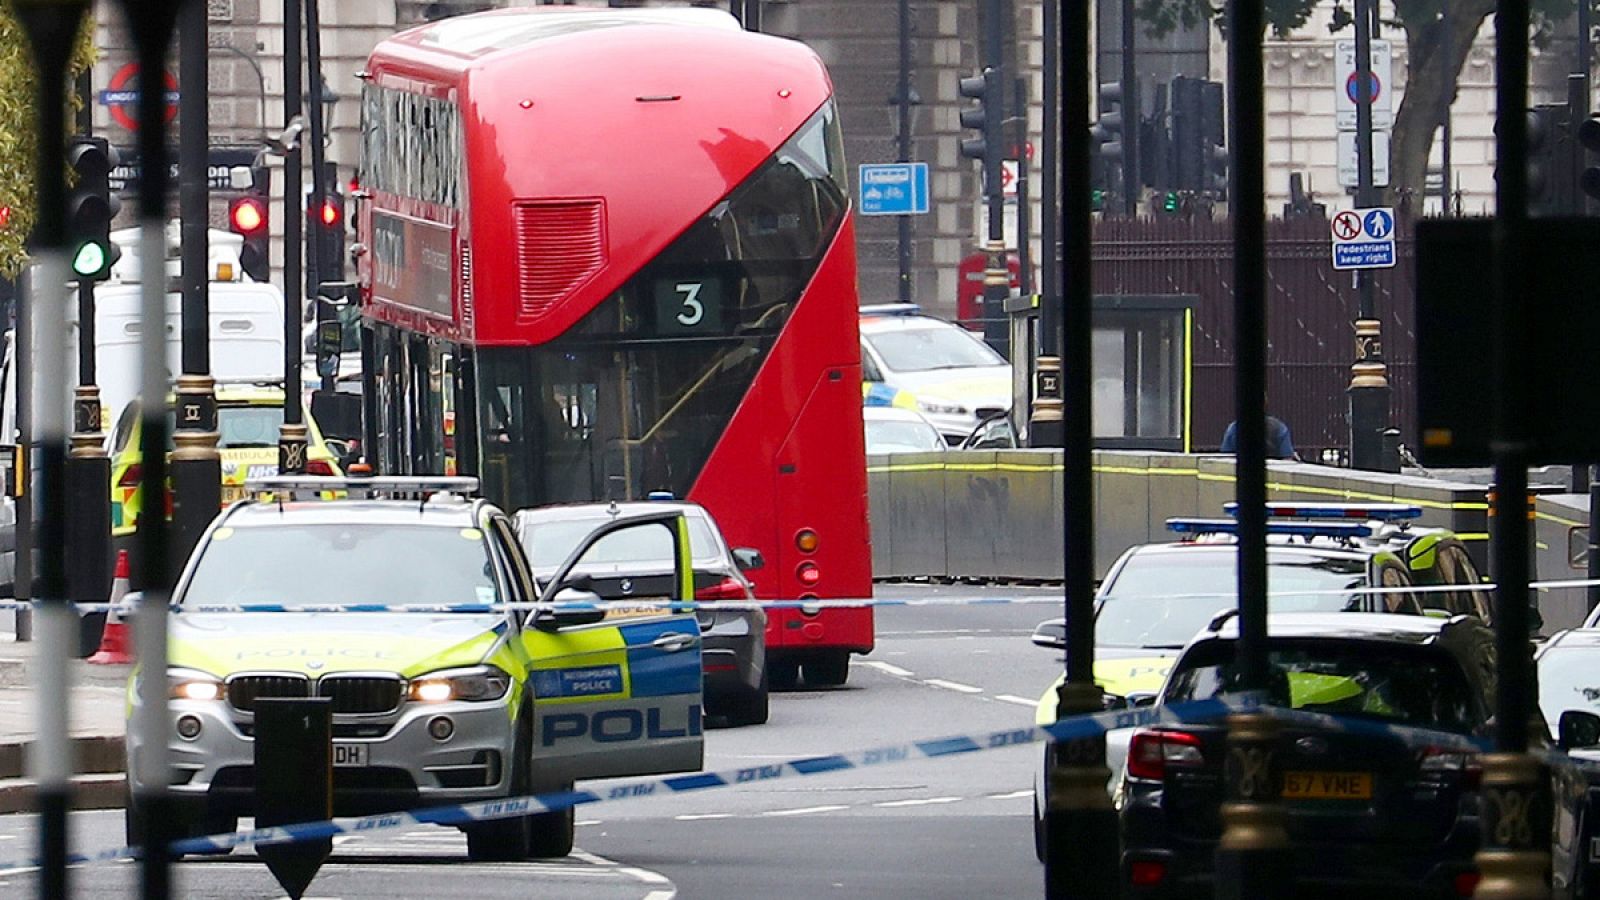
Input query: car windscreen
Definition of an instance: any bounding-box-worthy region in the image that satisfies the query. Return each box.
[166,405,285,450]
[865,419,946,453]
[1096,549,1370,648]
[1537,645,1600,724]
[521,516,720,570]
[1164,638,1481,733]
[864,323,1006,373]
[181,523,498,608]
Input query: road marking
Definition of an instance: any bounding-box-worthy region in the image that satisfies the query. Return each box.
[570,849,615,867]
[674,813,734,821]
[873,796,962,808]
[577,819,601,826]
[986,790,1033,800]
[579,848,675,893]
[764,805,850,817]
[620,866,671,884]
[862,661,914,678]
[995,694,1038,707]
[924,679,983,694]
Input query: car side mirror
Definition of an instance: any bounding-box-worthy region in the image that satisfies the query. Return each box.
[1559,709,1600,750]
[532,587,607,632]
[1128,692,1158,708]
[732,547,764,572]
[1031,619,1067,652]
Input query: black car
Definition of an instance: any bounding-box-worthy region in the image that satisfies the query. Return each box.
[1119,612,1496,898]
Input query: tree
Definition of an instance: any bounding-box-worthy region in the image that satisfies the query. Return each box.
[0,2,96,277]
[1135,0,1574,209]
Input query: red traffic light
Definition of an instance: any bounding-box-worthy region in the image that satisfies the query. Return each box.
[229,196,267,234]
[319,198,341,227]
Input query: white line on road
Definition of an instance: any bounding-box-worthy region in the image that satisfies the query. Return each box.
[986,790,1033,800]
[995,694,1039,707]
[674,813,734,821]
[873,796,963,808]
[763,805,851,817]
[620,866,671,885]
[570,849,616,867]
[862,660,914,678]
[923,678,983,694]
[577,819,601,826]
[644,892,676,900]
[578,848,676,894]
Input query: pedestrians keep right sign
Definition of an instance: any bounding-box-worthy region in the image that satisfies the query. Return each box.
[1331,207,1397,271]
[858,162,930,216]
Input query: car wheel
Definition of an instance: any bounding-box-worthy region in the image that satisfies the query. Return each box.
[726,673,770,727]
[769,659,800,691]
[1032,792,1046,864]
[803,651,850,687]
[525,782,576,859]
[125,789,233,857]
[467,709,534,862]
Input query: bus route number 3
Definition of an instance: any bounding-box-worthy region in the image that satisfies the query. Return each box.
[656,278,721,335]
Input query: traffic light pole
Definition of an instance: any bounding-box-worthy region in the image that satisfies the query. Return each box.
[279,0,308,475]
[14,5,91,894]
[894,0,913,305]
[980,0,1008,359]
[1348,0,1393,472]
[1028,0,1061,449]
[306,0,336,395]
[1119,0,1138,217]
[174,0,221,571]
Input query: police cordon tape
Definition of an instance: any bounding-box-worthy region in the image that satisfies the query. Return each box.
[3,576,1599,616]
[0,694,1250,874]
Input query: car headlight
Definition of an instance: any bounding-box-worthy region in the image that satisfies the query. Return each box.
[407,665,512,703]
[916,397,968,416]
[169,668,225,702]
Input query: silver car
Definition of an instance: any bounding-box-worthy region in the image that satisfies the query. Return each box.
[515,501,769,727]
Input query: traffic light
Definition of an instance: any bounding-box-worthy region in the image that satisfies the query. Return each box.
[1200,80,1228,196]
[1526,104,1569,217]
[228,194,270,282]
[1579,113,1600,203]
[958,68,999,169]
[317,186,345,282]
[66,137,120,280]
[1090,81,1125,204]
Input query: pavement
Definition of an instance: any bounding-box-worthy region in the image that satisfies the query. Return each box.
[0,633,131,814]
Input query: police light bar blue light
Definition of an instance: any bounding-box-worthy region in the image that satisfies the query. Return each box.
[858,303,922,317]
[646,491,677,501]
[1221,501,1423,522]
[1167,517,1375,539]
[246,475,480,500]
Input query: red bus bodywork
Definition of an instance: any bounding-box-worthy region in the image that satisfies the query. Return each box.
[357,8,872,665]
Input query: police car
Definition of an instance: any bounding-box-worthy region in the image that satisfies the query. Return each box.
[124,475,705,861]
[859,304,1012,442]
[1028,503,1491,861]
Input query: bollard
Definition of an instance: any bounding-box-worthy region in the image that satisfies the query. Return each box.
[254,697,333,900]
[1043,681,1117,899]
[1214,710,1290,900]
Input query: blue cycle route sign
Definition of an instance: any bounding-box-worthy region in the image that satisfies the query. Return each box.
[1330,206,1397,271]
[858,163,929,216]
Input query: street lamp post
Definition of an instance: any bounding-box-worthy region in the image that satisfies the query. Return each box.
[1347,0,1393,472]
[893,0,915,304]
[1029,0,1061,449]
[278,0,308,476]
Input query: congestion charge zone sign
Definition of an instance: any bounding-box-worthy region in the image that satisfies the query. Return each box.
[1330,207,1397,271]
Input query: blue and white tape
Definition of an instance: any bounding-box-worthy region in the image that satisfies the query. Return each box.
[0,694,1248,874]
[2,575,1597,616]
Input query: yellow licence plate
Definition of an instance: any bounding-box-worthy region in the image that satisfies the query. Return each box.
[1282,771,1372,800]
[221,485,246,503]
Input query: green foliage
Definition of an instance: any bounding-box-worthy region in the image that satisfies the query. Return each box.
[0,2,96,278]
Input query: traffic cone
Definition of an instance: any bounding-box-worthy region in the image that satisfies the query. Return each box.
[87,550,133,665]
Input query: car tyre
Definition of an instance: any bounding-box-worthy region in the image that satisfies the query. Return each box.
[466,709,535,862]
[803,651,850,687]
[1032,792,1046,864]
[125,788,234,858]
[725,672,770,727]
[768,659,800,691]
[525,782,576,859]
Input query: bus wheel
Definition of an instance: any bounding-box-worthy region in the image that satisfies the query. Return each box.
[803,651,849,687]
[769,659,800,691]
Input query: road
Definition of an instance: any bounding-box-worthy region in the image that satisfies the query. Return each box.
[0,583,1070,898]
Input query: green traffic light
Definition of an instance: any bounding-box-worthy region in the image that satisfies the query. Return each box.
[1091,189,1105,211]
[1163,191,1180,213]
[71,242,106,277]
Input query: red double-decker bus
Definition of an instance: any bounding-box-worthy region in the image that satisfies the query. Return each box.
[354,7,872,685]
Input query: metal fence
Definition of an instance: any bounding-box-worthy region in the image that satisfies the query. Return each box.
[1092,215,1418,455]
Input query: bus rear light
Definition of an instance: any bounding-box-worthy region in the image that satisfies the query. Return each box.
[1126,729,1205,781]
[695,577,747,601]
[796,562,821,587]
[795,529,819,553]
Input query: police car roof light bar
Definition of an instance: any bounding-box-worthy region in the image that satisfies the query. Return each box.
[859,303,922,317]
[1167,517,1375,539]
[1221,501,1424,522]
[246,475,480,501]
